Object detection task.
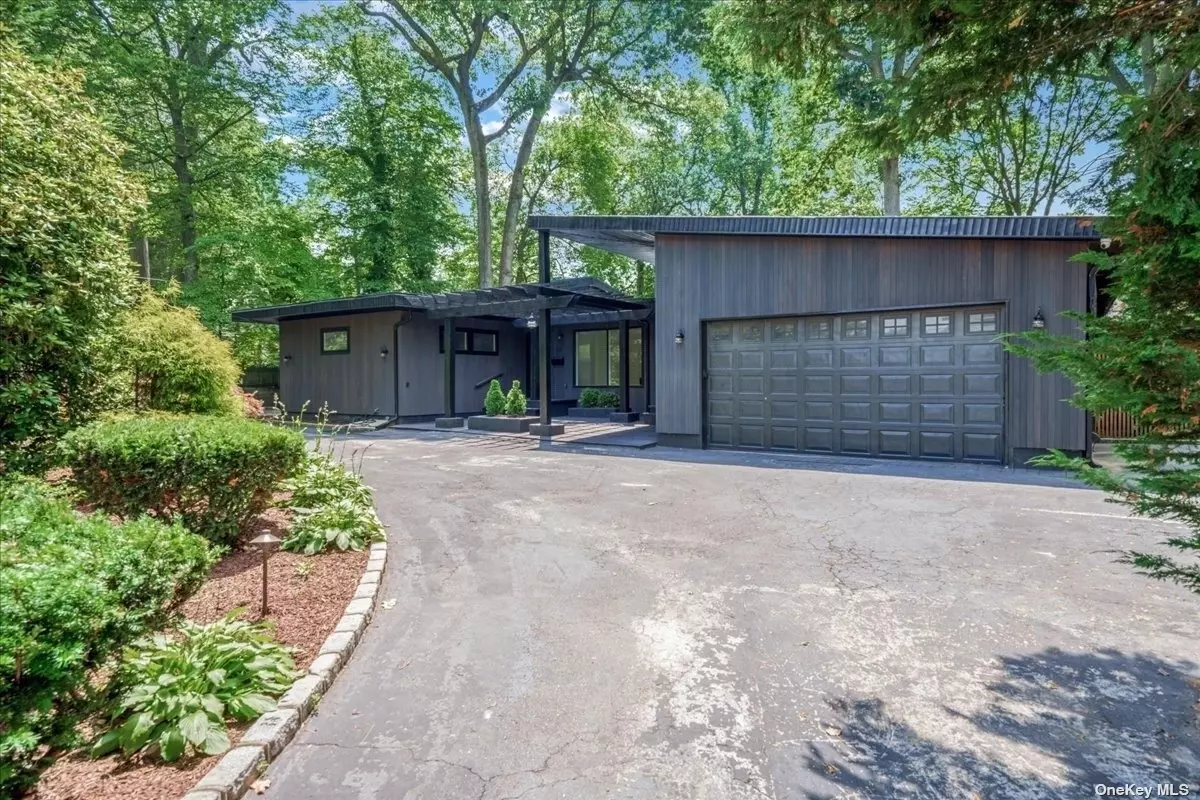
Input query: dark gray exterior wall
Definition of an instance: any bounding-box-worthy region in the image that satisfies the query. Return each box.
[278,312,526,417]
[654,234,1091,460]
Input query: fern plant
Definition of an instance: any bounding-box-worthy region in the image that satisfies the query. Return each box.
[92,613,298,763]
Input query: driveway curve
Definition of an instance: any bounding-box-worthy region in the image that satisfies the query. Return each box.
[264,431,1200,799]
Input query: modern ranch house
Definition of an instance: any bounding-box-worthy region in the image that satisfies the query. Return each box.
[233,215,1107,466]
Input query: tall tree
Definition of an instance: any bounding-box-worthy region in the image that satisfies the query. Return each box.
[363,0,686,286]
[79,0,284,283]
[291,6,464,294]
[716,0,930,214]
[885,2,1200,591]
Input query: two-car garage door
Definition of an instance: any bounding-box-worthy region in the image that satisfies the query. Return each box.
[705,306,1005,462]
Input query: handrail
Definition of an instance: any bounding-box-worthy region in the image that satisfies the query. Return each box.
[474,372,504,390]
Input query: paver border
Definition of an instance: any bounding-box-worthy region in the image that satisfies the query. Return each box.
[181,538,388,800]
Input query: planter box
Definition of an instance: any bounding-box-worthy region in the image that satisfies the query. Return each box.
[467,415,536,433]
[568,407,616,419]
[435,417,465,429]
[609,411,640,423]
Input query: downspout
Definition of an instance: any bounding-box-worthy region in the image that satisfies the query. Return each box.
[1084,264,1099,463]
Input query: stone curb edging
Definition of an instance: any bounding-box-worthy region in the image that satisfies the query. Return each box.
[181,539,388,800]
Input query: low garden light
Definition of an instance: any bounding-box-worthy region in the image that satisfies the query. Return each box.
[250,531,281,616]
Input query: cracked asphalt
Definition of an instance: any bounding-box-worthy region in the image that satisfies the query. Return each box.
[264,432,1200,799]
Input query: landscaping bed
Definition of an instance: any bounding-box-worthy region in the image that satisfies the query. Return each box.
[33,509,369,800]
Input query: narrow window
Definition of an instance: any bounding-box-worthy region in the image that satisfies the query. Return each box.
[575,328,644,387]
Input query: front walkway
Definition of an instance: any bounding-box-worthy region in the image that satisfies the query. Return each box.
[262,435,1199,799]
[391,417,657,448]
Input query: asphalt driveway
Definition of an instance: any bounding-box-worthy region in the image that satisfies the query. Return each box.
[265,432,1200,799]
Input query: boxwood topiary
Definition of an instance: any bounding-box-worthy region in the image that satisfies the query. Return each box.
[504,380,527,416]
[62,415,306,546]
[484,379,506,416]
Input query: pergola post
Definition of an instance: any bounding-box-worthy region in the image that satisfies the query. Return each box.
[537,230,552,435]
[643,321,652,410]
[618,319,630,413]
[443,317,455,418]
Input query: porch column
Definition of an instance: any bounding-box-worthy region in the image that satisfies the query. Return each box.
[618,319,630,413]
[642,321,652,410]
[537,230,552,433]
[443,317,455,418]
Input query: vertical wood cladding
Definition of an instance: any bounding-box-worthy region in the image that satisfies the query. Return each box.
[655,234,1089,457]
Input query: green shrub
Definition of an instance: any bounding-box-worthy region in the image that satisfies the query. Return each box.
[579,389,619,408]
[119,292,242,416]
[484,379,506,416]
[0,479,213,793]
[93,613,298,763]
[281,451,384,555]
[62,415,306,545]
[504,380,527,416]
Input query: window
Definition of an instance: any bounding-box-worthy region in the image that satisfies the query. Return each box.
[881,316,909,337]
[437,326,500,355]
[771,321,797,342]
[843,318,870,339]
[968,311,998,333]
[740,322,763,342]
[574,328,643,387]
[806,319,832,340]
[923,314,952,335]
[321,327,349,354]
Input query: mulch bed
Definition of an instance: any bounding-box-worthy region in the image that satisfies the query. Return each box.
[33,507,369,800]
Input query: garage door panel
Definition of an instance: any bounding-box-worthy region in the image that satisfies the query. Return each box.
[879,430,913,456]
[804,349,834,368]
[706,305,1005,463]
[840,402,872,422]
[841,348,872,368]
[840,374,871,395]
[805,401,834,421]
[920,345,955,366]
[841,429,871,453]
[920,431,955,459]
[879,346,912,367]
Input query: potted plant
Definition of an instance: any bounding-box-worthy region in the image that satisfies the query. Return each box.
[469,379,536,433]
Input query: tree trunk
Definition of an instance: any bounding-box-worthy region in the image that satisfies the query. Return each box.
[881,155,901,215]
[175,156,199,283]
[462,103,493,288]
[498,106,548,286]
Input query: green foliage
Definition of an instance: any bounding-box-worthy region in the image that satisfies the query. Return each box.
[504,380,527,417]
[93,613,297,763]
[119,290,242,415]
[281,450,384,555]
[579,388,619,409]
[0,479,213,793]
[62,415,305,546]
[0,34,142,472]
[484,379,507,416]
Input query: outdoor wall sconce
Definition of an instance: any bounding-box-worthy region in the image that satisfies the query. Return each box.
[525,312,538,329]
[379,346,389,359]
[1031,308,1046,329]
[283,354,292,364]
[674,329,685,344]
[250,531,281,616]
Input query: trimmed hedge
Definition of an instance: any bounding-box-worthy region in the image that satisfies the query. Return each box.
[579,388,619,408]
[0,479,214,794]
[62,415,306,545]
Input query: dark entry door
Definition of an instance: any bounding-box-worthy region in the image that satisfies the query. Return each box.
[705,307,1005,462]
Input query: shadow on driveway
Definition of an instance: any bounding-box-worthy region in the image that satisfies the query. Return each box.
[794,648,1200,798]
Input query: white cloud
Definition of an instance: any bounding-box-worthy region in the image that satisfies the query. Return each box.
[481,119,505,136]
[544,90,576,122]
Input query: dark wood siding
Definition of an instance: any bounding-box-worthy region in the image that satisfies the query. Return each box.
[547,322,652,412]
[655,234,1089,458]
[279,311,404,416]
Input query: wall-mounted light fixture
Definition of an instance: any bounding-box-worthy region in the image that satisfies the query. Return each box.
[674,329,685,345]
[283,354,292,364]
[525,312,538,329]
[379,346,389,359]
[1031,308,1046,329]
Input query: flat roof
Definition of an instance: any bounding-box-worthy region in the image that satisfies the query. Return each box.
[528,215,1102,264]
[233,277,648,325]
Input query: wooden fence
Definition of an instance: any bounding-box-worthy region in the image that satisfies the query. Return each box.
[1093,409,1147,440]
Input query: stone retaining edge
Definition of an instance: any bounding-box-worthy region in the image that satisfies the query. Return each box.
[181,539,388,800]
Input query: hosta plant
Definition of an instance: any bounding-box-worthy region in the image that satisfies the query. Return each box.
[92,613,298,762]
[281,450,384,554]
